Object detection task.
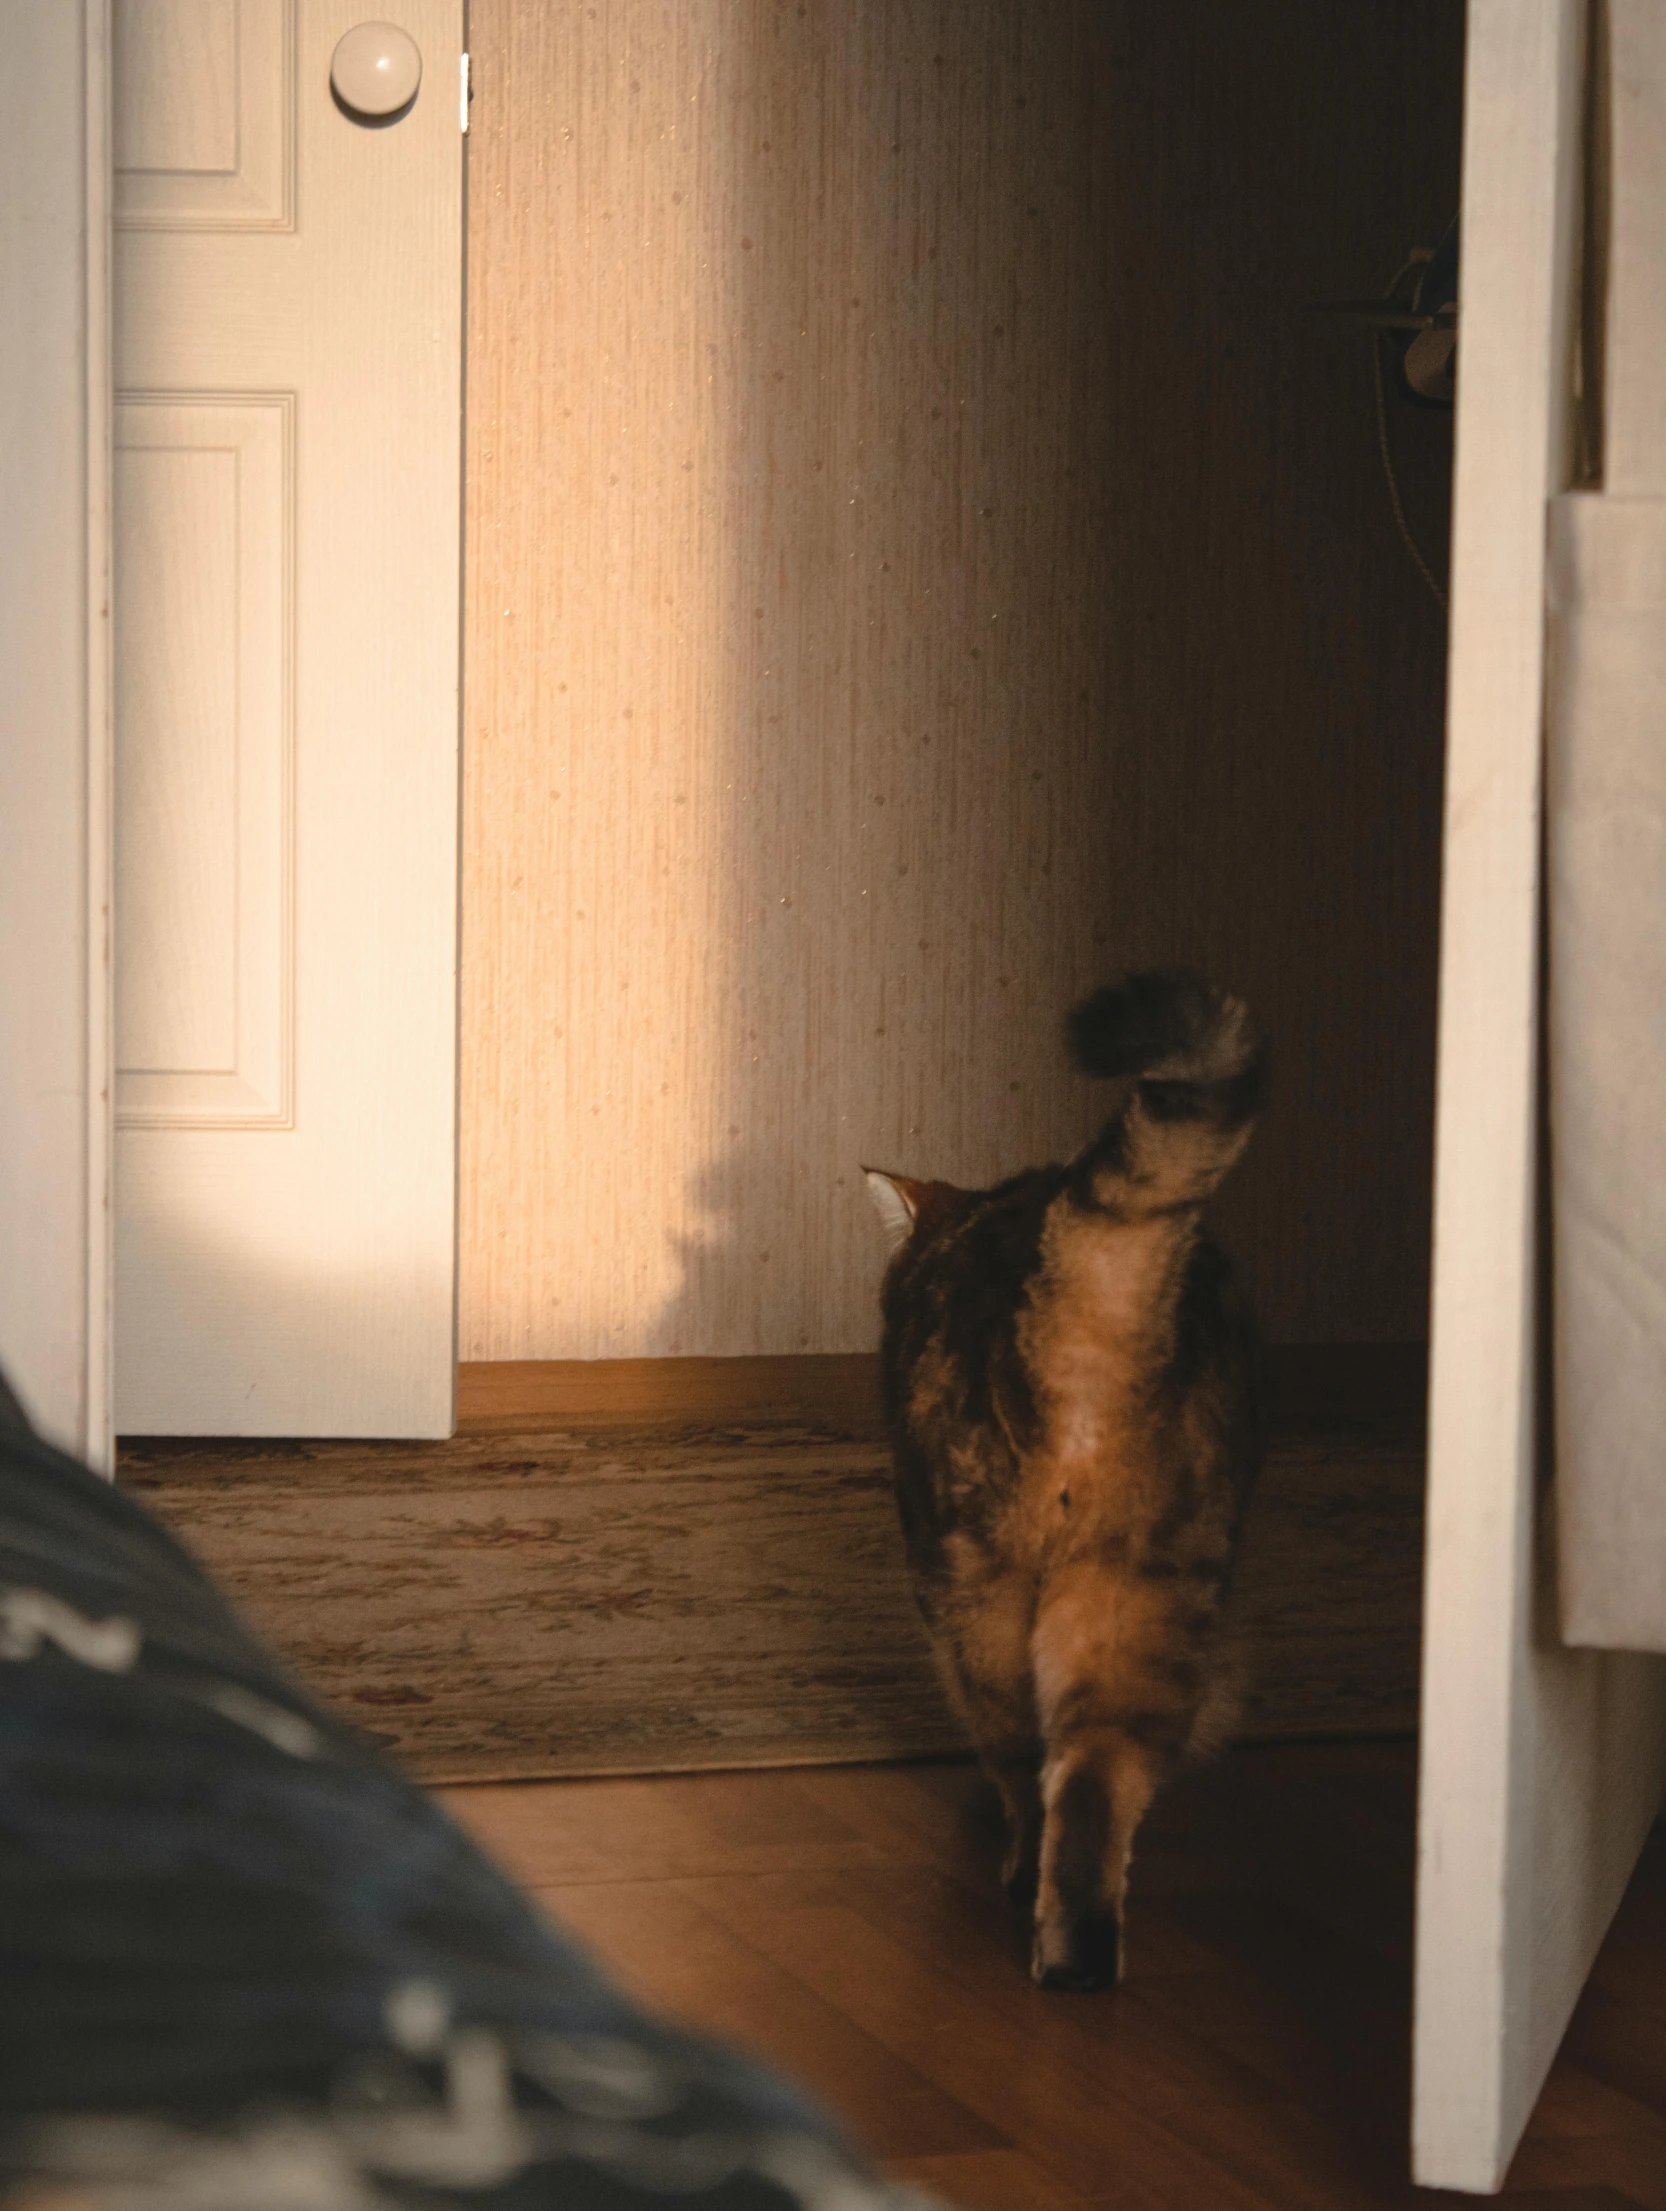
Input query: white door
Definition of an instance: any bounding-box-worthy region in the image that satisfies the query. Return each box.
[1413,0,1666,2189]
[111,1,463,1437]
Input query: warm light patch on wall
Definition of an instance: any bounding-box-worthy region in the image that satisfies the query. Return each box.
[461,4,1129,1361]
[462,7,738,1356]
[460,2,1457,1361]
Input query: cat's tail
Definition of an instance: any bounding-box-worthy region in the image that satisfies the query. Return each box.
[1065,969,1263,1218]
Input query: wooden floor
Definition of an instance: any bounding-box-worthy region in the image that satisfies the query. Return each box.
[441,1742,1666,2210]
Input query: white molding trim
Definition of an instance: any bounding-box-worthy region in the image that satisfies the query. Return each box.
[85,0,115,1472]
[0,1,114,1471]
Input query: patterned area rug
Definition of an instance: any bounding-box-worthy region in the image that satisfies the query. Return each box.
[119,1413,1423,1783]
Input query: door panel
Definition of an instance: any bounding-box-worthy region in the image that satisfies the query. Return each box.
[114,395,291,1126]
[114,0,293,230]
[1413,1,1666,2188]
[112,0,462,1436]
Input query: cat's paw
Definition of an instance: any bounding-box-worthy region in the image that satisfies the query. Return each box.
[1030,1911,1121,1992]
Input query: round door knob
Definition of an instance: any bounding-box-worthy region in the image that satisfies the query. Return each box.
[330,22,422,119]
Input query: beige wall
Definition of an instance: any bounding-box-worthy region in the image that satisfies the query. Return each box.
[460,1,1463,1361]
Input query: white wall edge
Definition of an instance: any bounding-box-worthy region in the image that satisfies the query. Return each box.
[1412,0,1584,2189]
[1412,0,1666,2189]
[84,0,115,1475]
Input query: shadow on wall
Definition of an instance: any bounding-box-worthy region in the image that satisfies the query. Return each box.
[647,0,1459,1362]
[653,1143,878,1359]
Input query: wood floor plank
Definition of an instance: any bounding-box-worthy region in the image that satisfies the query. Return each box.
[1207,1739,1420,1892]
[790,1761,1007,1879]
[806,1749,1416,1982]
[1519,2060,1666,2146]
[533,1876,1002,2163]
[433,1749,1666,2207]
[807,1858,1297,2096]
[1550,2137,1666,2211]
[1506,2136,1666,2210]
[886,2149,1106,2211]
[675,1869,1329,2210]
[1561,1987,1666,2123]
[1465,2194,1656,2210]
[1129,1964,1410,2180]
[1149,1882,1408,2030]
[1140,1768,1414,1981]
[439,1764,916,1887]
[722,1860,1413,2211]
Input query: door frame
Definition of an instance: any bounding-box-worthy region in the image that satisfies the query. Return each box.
[0,0,114,1471]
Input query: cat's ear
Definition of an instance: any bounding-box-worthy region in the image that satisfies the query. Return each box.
[864,1169,920,1253]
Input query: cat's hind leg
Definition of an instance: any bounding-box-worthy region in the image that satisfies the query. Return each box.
[931,1573,1042,1904]
[985,1749,1044,1906]
[1030,1726,1170,1988]
[992,1755,1045,1907]
[1028,1574,1192,1990]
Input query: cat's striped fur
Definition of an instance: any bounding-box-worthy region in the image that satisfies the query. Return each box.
[866,970,1263,1990]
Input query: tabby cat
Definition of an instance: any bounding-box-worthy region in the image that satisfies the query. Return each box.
[865,970,1263,1990]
